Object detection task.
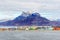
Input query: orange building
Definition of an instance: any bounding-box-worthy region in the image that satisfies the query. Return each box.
[53,26,60,30]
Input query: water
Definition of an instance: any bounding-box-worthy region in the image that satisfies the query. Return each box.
[0,31,60,40]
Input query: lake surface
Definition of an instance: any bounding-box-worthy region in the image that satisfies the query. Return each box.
[0,31,60,40]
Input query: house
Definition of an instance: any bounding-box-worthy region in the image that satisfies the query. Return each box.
[53,26,60,30]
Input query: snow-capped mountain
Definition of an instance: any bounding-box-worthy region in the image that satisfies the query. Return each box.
[0,11,52,26]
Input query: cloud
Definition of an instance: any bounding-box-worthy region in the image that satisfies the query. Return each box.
[0,0,60,11]
[0,0,41,11]
[0,0,60,20]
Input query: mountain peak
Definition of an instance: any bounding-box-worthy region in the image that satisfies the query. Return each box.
[32,12,40,17]
[21,11,40,17]
[21,11,31,17]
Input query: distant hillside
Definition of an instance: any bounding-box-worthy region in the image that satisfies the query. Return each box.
[49,21,60,26]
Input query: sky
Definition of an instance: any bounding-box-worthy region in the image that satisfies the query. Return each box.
[0,0,60,21]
